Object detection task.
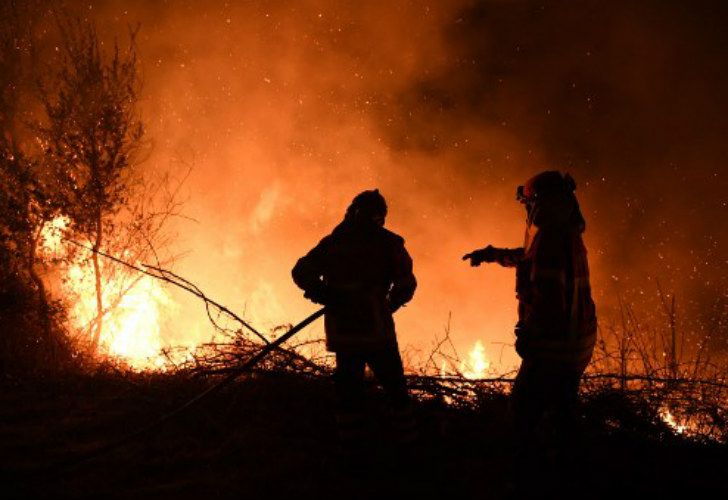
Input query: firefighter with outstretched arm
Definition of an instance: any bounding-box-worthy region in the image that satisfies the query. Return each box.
[463,171,597,484]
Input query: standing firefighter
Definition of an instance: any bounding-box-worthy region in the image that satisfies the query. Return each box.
[463,171,597,462]
[292,189,418,449]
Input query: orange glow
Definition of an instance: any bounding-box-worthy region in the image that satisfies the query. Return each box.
[27,1,723,378]
[41,217,177,370]
[439,340,491,379]
[65,260,172,369]
[460,340,491,379]
[39,215,69,259]
[659,406,687,435]
[86,0,530,373]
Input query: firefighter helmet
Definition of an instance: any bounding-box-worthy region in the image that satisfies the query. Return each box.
[517,171,584,232]
[516,171,577,203]
[345,189,388,225]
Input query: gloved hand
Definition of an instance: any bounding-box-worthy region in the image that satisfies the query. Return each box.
[462,245,497,267]
[388,299,404,314]
[303,284,331,305]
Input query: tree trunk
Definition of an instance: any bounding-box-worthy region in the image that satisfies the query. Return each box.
[669,295,677,380]
[90,210,104,352]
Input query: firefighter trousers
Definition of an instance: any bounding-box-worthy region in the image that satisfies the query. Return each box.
[334,347,410,411]
[333,347,416,446]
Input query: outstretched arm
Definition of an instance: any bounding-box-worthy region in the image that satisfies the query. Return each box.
[462,245,524,267]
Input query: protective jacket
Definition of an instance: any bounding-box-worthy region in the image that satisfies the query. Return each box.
[493,225,596,365]
[292,220,416,353]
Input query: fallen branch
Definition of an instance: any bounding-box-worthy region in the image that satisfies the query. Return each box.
[65,238,268,343]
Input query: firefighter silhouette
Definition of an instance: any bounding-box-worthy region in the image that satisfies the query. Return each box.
[292,189,418,448]
[463,171,597,475]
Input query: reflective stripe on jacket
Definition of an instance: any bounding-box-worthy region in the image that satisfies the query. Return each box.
[493,229,597,364]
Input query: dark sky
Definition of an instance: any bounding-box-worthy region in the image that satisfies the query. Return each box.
[378,0,728,289]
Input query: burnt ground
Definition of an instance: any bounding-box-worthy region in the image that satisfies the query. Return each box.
[1,370,727,500]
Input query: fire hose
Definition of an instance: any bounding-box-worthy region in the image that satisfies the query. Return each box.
[38,306,325,479]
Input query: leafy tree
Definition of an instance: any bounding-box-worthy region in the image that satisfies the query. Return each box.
[39,17,145,351]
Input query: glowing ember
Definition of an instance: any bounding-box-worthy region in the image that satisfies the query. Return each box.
[39,215,70,258]
[659,406,687,435]
[41,217,175,370]
[460,340,490,379]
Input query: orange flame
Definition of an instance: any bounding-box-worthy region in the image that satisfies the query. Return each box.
[659,406,688,435]
[39,215,69,258]
[460,340,490,379]
[41,216,176,370]
[439,340,491,379]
